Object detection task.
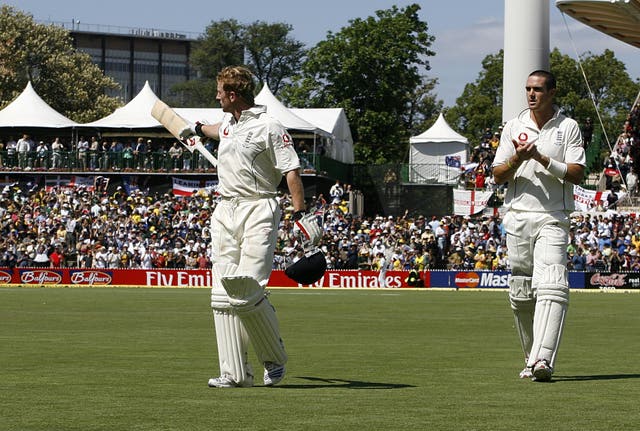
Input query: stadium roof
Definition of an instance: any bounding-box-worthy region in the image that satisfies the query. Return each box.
[556,0,640,49]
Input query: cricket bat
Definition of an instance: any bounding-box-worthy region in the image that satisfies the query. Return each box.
[151,99,217,167]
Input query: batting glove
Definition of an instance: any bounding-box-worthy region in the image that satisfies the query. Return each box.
[179,122,205,139]
[293,212,322,248]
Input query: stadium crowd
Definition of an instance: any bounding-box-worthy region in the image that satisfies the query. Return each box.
[1,102,639,273]
[1,181,639,273]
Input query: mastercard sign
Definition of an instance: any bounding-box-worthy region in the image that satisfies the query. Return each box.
[454,272,480,288]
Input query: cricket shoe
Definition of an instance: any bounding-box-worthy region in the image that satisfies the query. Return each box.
[263,362,286,386]
[531,359,553,382]
[208,373,253,388]
[519,367,533,379]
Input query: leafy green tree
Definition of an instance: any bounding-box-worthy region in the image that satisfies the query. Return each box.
[173,19,305,106]
[407,77,443,136]
[446,51,504,145]
[171,19,244,107]
[244,21,306,94]
[0,5,120,122]
[282,4,438,164]
[448,48,639,148]
[550,48,639,146]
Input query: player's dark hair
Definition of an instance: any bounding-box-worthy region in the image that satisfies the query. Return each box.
[529,70,556,90]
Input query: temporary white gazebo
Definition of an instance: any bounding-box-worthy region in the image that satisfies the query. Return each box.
[0,82,79,128]
[82,81,162,129]
[80,81,354,164]
[292,108,354,164]
[408,113,469,184]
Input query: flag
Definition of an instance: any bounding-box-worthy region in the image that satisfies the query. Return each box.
[573,185,626,212]
[172,177,218,196]
[453,189,493,216]
[445,156,461,168]
[69,176,96,191]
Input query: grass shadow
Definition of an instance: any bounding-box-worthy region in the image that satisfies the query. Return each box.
[277,376,416,389]
[554,373,640,382]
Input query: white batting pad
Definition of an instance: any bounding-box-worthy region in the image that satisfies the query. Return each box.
[528,264,569,369]
[508,276,535,361]
[212,309,253,386]
[209,262,252,386]
[221,276,288,366]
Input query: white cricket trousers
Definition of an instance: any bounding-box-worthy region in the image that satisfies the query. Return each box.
[503,210,570,283]
[211,196,280,283]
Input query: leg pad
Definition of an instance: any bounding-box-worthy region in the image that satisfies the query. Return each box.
[509,276,535,362]
[222,276,288,366]
[528,264,569,369]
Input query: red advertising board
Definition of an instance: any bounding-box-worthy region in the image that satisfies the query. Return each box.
[0,268,425,289]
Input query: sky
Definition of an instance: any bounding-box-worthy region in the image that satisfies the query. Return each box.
[6,0,640,107]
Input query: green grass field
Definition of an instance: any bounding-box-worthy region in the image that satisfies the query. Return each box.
[1,287,639,431]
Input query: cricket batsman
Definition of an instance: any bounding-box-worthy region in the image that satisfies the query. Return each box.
[492,70,585,382]
[180,66,321,387]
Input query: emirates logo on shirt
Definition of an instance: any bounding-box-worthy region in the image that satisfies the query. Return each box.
[222,125,230,137]
[555,130,564,146]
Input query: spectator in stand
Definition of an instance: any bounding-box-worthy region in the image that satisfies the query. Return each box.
[77,136,89,171]
[627,169,638,196]
[89,137,100,170]
[17,134,33,170]
[585,247,599,271]
[51,137,64,169]
[329,180,344,204]
[121,142,133,170]
[607,189,619,210]
[134,138,146,170]
[603,161,621,191]
[36,141,49,169]
[169,142,183,171]
[49,246,63,267]
[570,247,586,271]
[473,245,489,270]
[474,166,486,189]
[581,118,594,149]
[5,136,17,168]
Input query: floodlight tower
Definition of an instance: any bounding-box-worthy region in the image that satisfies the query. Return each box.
[502,0,550,123]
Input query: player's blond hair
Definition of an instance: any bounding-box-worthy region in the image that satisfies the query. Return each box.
[217,66,255,105]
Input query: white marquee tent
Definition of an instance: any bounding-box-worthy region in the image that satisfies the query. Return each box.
[82,81,164,129]
[0,82,79,128]
[3,80,354,164]
[292,108,354,164]
[408,113,469,184]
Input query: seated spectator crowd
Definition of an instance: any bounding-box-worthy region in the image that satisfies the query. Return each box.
[1,184,639,273]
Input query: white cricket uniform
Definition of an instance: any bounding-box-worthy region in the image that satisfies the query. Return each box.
[493,107,585,276]
[213,105,300,283]
[493,107,585,373]
[494,107,585,213]
[209,105,299,386]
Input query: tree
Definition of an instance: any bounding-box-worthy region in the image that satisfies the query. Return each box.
[171,19,244,107]
[282,4,438,164]
[446,51,504,145]
[0,5,120,122]
[244,21,306,94]
[172,19,306,107]
[447,48,640,147]
[550,48,639,147]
